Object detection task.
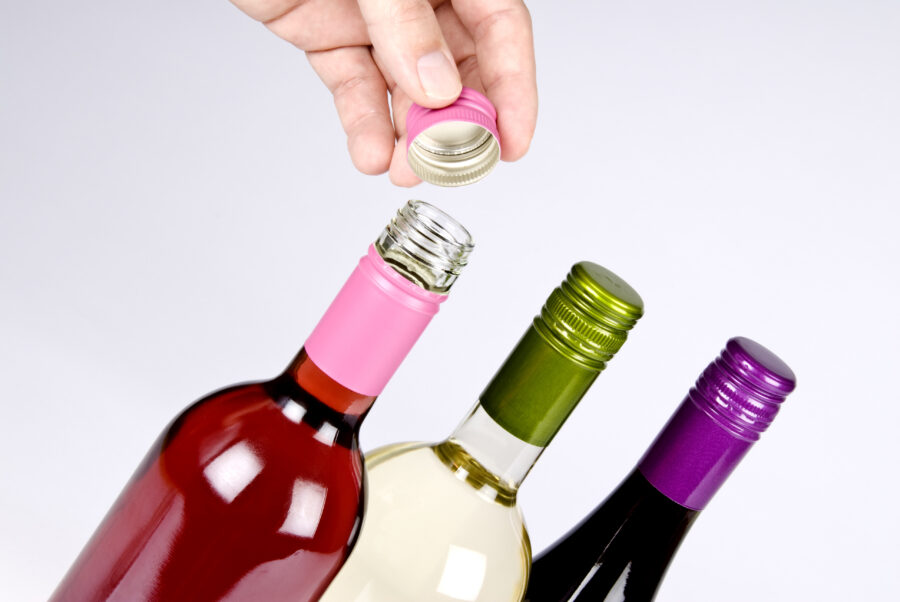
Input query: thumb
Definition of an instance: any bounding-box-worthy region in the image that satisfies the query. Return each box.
[358,0,461,107]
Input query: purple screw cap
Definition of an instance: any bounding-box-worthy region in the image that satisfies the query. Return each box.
[692,336,797,441]
[638,337,796,510]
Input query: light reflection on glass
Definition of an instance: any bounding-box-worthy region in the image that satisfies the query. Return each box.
[478,484,498,502]
[279,479,328,538]
[282,399,307,424]
[435,544,487,601]
[203,441,264,503]
[570,562,602,600]
[314,422,338,446]
[601,561,631,602]
[353,582,378,602]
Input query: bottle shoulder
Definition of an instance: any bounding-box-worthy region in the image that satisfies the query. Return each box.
[526,471,699,602]
[165,380,354,449]
[365,440,432,465]
[321,444,530,602]
[152,381,366,545]
[363,443,527,545]
[365,440,521,507]
[54,380,370,601]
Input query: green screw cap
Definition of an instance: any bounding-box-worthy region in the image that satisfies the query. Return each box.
[480,262,644,447]
[535,262,644,370]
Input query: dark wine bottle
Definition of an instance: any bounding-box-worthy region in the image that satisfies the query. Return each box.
[50,201,473,602]
[524,337,796,602]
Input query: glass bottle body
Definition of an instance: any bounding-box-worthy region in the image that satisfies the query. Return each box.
[51,352,372,602]
[319,261,646,602]
[524,470,697,602]
[50,200,475,601]
[525,337,797,602]
[318,439,531,602]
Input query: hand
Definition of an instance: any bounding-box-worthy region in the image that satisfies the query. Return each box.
[231,0,537,186]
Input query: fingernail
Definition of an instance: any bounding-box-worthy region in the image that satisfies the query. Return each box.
[417,51,461,100]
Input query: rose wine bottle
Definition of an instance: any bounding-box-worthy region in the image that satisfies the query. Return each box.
[50,200,474,602]
[318,262,645,602]
[523,337,797,602]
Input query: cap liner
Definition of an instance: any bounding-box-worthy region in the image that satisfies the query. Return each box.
[406,88,501,187]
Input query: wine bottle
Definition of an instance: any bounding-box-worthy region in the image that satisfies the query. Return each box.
[50,200,474,602]
[318,262,645,602]
[523,337,796,602]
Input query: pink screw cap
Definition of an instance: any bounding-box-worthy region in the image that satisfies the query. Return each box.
[405,87,501,187]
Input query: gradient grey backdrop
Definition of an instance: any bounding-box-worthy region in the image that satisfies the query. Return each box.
[2,1,898,600]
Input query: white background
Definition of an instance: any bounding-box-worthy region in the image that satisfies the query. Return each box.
[2,1,898,600]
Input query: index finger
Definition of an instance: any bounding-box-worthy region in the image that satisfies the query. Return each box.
[357,0,462,108]
[451,0,537,161]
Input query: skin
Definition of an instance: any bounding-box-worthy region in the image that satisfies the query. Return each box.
[230,0,538,186]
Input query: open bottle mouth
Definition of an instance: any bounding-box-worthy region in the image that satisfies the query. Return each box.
[375,200,474,293]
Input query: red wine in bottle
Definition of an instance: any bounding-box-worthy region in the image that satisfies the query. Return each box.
[50,201,473,602]
[524,337,796,602]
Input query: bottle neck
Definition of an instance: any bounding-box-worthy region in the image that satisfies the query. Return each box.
[434,324,605,503]
[479,324,600,447]
[436,405,544,503]
[285,349,376,417]
[637,337,794,511]
[637,395,755,511]
[374,200,472,293]
[303,244,450,398]
[302,202,472,399]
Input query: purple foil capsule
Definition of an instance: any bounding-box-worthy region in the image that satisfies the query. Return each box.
[638,337,797,510]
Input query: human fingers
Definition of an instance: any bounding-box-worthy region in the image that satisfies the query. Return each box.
[370,52,422,186]
[228,0,302,21]
[230,0,369,51]
[308,46,394,174]
[388,135,422,187]
[434,3,481,89]
[266,0,370,51]
[451,0,537,161]
[373,20,482,186]
[357,0,462,108]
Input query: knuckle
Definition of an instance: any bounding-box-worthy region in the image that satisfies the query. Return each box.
[333,73,379,101]
[456,55,479,81]
[345,109,382,135]
[473,6,532,41]
[385,0,433,27]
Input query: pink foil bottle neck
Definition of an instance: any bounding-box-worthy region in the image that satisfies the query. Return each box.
[358,244,447,309]
[304,245,448,397]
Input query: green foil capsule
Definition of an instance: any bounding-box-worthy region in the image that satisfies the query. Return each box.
[479,262,644,447]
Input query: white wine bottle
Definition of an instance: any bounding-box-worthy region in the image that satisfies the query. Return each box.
[319,262,645,602]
